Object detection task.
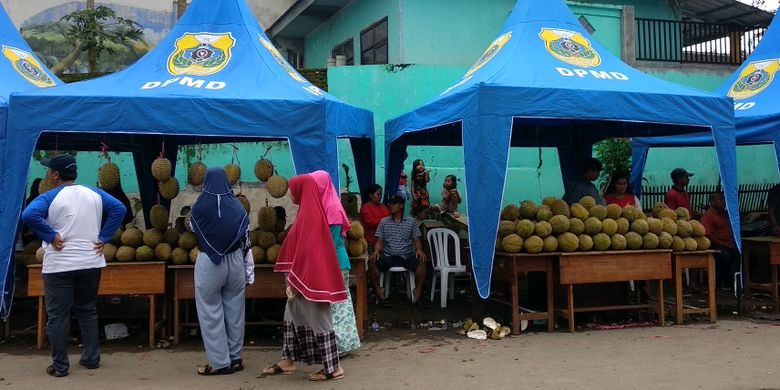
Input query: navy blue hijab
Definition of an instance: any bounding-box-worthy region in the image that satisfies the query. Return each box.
[190,168,249,264]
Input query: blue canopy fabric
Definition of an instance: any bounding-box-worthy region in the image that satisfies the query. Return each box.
[631,14,780,185]
[0,0,373,319]
[0,5,60,318]
[385,0,739,299]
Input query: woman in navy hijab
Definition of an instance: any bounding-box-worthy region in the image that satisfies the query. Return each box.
[190,168,250,375]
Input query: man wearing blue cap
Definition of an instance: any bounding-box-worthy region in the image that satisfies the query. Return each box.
[22,154,126,378]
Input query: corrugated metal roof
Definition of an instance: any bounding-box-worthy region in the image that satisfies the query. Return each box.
[682,0,774,27]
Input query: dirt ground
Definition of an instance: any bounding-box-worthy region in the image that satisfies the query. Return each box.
[1,317,780,390]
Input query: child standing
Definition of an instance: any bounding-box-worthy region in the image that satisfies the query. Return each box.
[410,159,430,219]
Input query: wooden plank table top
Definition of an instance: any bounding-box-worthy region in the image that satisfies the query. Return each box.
[742,236,780,311]
[28,262,166,349]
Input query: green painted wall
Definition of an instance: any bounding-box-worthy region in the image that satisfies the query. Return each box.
[303,0,399,67]
[639,66,733,92]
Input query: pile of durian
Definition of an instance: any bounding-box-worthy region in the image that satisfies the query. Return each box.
[496,196,709,254]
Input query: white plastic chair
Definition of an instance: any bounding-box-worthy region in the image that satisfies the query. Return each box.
[427,228,468,308]
[380,267,415,301]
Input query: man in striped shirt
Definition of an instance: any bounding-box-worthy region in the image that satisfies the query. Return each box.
[368,195,427,305]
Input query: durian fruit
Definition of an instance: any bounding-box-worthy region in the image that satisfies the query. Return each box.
[642,233,660,249]
[267,175,289,198]
[149,205,170,230]
[500,204,520,221]
[277,230,288,244]
[616,218,630,235]
[694,236,711,250]
[190,247,200,263]
[605,204,623,220]
[676,220,692,238]
[136,245,155,262]
[515,219,536,238]
[38,177,55,194]
[188,161,207,186]
[171,247,189,264]
[103,244,117,262]
[348,221,365,239]
[542,236,558,252]
[625,231,643,250]
[251,246,266,264]
[347,239,365,256]
[589,205,607,220]
[622,205,640,222]
[98,162,120,190]
[570,203,589,221]
[652,202,669,218]
[121,228,144,247]
[611,234,627,250]
[557,232,579,252]
[159,177,180,200]
[646,218,663,235]
[661,217,678,236]
[143,229,163,248]
[110,228,123,245]
[155,243,172,262]
[163,228,180,246]
[690,220,706,237]
[579,196,596,210]
[671,236,686,252]
[601,218,618,236]
[592,233,611,251]
[178,231,198,250]
[523,235,544,254]
[658,232,674,249]
[224,164,241,186]
[568,218,585,235]
[658,208,678,221]
[518,200,538,219]
[257,231,276,249]
[536,205,553,221]
[500,220,517,238]
[257,207,277,232]
[501,234,523,253]
[542,196,557,207]
[534,221,553,238]
[577,234,593,251]
[151,157,172,181]
[584,217,602,235]
[630,219,649,235]
[676,207,691,221]
[266,244,281,263]
[683,237,698,251]
[116,246,136,262]
[249,230,261,246]
[236,194,251,213]
[254,158,274,182]
[35,247,45,263]
[549,215,570,235]
[550,199,570,217]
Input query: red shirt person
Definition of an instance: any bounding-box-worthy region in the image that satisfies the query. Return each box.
[700,192,736,290]
[665,168,693,215]
[359,184,390,251]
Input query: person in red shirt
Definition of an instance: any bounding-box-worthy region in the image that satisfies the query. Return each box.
[664,168,695,217]
[359,184,390,255]
[701,192,737,290]
[603,171,640,207]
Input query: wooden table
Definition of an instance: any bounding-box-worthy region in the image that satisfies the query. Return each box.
[557,250,672,332]
[669,250,717,324]
[742,236,780,311]
[28,262,166,349]
[170,257,367,344]
[490,252,555,334]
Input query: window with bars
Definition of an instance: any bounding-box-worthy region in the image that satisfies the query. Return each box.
[360,17,388,65]
[331,38,354,65]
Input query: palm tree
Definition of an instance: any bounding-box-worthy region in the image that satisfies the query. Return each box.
[51,4,144,75]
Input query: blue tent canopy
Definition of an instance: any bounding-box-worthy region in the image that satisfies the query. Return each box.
[0,4,61,318]
[0,0,373,319]
[631,14,780,186]
[385,0,739,299]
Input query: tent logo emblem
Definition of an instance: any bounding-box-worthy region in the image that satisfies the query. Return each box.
[259,35,324,96]
[2,45,55,88]
[539,28,600,68]
[728,59,779,100]
[168,33,235,76]
[464,31,512,79]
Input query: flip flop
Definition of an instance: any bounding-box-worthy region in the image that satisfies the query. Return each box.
[261,363,295,376]
[307,368,344,382]
[230,358,243,372]
[197,364,234,376]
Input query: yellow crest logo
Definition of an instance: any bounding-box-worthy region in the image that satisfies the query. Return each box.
[167,33,235,76]
[539,28,601,68]
[259,35,323,96]
[2,45,55,87]
[728,59,779,100]
[465,32,512,79]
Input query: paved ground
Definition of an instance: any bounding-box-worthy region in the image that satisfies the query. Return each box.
[2,318,780,390]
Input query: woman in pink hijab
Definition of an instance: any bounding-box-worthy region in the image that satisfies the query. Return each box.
[309,171,360,356]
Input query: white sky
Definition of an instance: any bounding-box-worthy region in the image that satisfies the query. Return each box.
[738,0,780,11]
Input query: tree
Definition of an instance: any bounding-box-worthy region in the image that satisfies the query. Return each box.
[51,5,144,75]
[594,138,632,187]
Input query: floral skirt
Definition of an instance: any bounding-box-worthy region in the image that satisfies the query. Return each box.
[331,271,361,355]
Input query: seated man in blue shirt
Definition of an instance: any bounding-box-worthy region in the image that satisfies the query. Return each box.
[368,195,428,305]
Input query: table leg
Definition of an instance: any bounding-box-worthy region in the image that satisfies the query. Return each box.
[511,271,520,335]
[356,266,366,339]
[174,295,180,345]
[773,265,779,313]
[675,260,684,325]
[567,284,575,333]
[657,280,665,326]
[148,294,155,348]
[37,296,45,350]
[707,256,717,323]
[546,266,554,333]
[743,246,752,296]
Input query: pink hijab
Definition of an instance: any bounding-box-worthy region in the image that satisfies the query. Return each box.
[309,170,351,237]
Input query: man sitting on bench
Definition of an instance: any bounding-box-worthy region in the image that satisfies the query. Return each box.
[701,192,737,291]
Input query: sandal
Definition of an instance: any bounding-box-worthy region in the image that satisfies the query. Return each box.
[46,365,68,378]
[230,358,243,372]
[307,368,344,382]
[261,363,295,376]
[197,364,234,376]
